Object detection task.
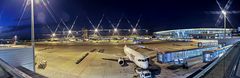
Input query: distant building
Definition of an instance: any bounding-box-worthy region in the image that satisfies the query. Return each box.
[154,28,233,39]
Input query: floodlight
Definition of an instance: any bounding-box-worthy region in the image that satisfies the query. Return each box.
[145,30,148,33]
[114,28,118,32]
[68,30,72,34]
[133,28,137,32]
[52,33,56,37]
[222,10,226,15]
[35,0,40,5]
[94,29,98,32]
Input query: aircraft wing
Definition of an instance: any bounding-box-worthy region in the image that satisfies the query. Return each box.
[99,53,133,63]
[102,58,118,61]
[102,58,133,63]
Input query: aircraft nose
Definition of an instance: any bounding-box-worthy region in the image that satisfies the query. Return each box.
[142,63,149,69]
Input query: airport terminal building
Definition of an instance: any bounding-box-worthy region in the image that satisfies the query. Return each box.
[154,28,233,39]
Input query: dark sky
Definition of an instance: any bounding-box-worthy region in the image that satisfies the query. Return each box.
[0,0,240,39]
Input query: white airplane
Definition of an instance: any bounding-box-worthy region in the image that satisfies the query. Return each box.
[102,45,150,69]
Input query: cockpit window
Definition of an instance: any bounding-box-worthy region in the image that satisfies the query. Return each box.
[145,73,151,76]
[138,59,147,62]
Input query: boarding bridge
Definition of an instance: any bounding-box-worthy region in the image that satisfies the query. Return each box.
[188,41,240,78]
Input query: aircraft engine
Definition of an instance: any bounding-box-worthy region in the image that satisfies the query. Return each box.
[118,58,125,66]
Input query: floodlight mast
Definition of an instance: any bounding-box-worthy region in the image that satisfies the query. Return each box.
[113,28,118,36]
[222,10,227,39]
[51,33,56,41]
[93,29,99,37]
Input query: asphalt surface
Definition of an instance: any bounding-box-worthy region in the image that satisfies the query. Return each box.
[34,41,204,78]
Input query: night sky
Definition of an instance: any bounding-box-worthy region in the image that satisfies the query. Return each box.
[0,0,240,39]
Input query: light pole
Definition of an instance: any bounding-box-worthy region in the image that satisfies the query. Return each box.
[222,10,227,39]
[31,0,35,72]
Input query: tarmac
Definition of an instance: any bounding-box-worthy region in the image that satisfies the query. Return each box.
[35,41,205,78]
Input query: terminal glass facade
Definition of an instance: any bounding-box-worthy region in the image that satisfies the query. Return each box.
[154,28,233,39]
